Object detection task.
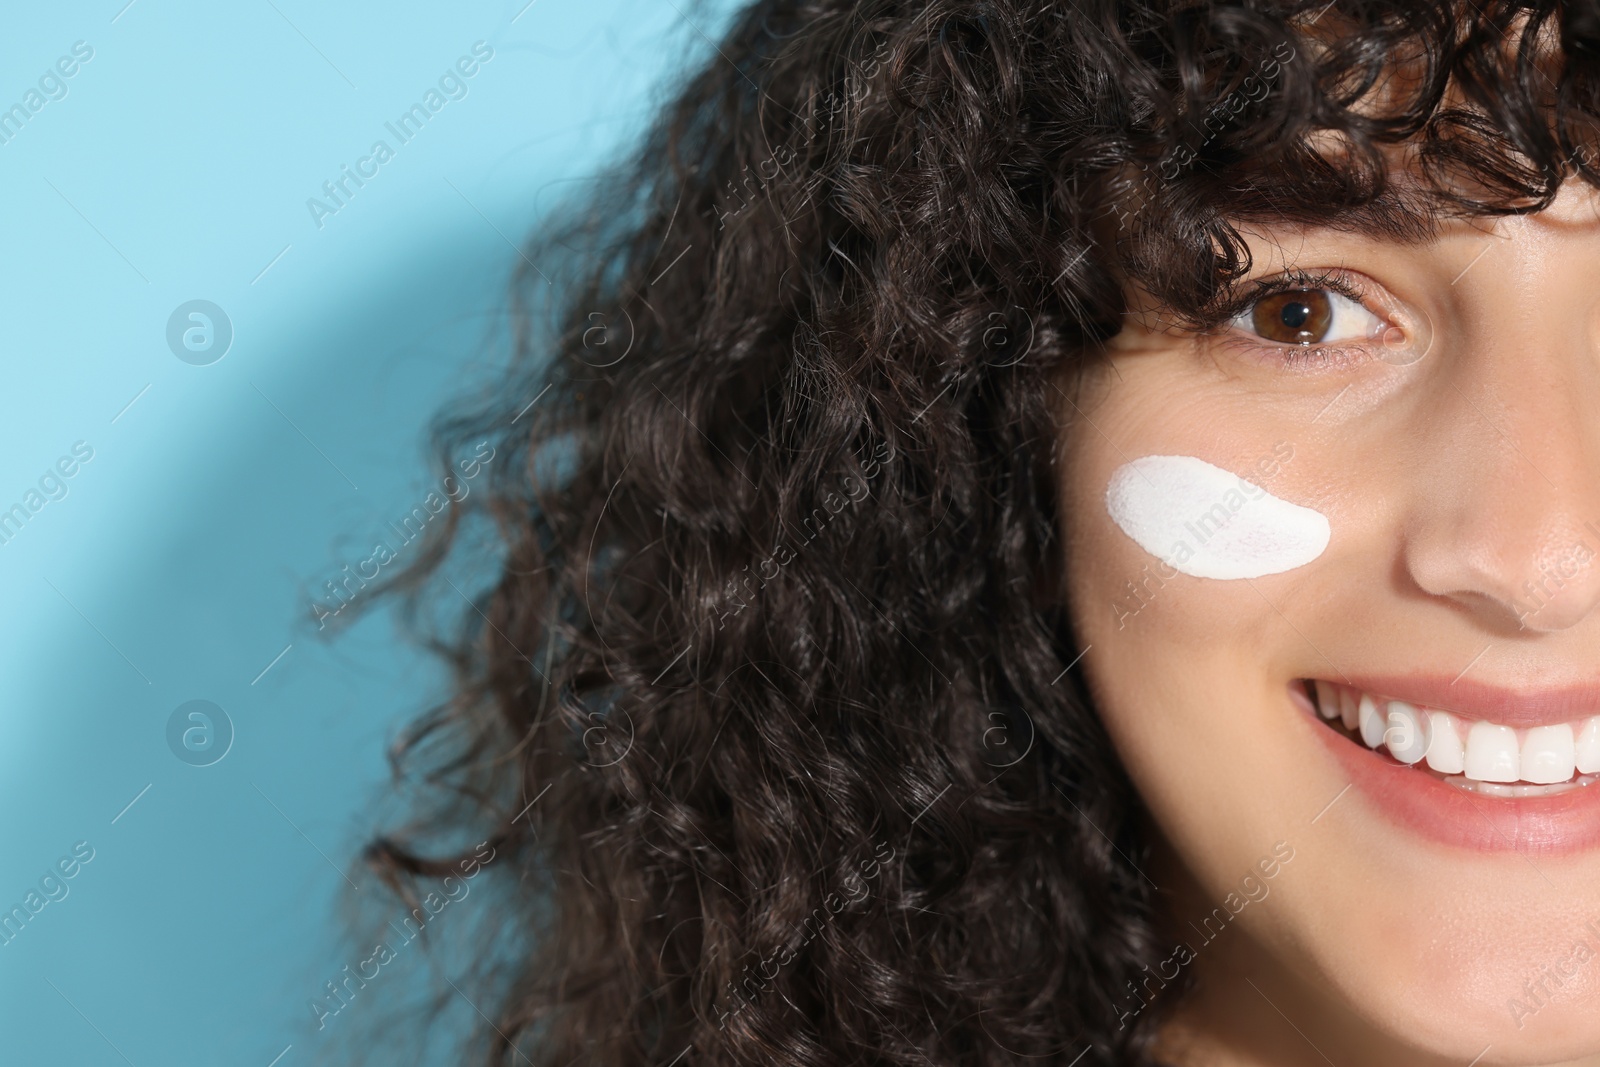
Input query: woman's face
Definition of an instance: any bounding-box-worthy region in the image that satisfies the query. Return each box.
[1060,178,1600,1065]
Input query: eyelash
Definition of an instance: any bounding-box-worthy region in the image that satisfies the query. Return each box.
[1227,269,1365,319]
[1206,268,1391,368]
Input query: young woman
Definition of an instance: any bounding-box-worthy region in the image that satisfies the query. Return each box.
[361,0,1600,1063]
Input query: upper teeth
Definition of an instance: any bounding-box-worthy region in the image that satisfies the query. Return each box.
[1312,681,1600,785]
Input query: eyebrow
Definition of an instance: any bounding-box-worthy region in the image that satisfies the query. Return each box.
[1226,181,1446,246]
[1319,195,1443,243]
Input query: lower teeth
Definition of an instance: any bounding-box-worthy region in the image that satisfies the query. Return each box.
[1443,774,1600,798]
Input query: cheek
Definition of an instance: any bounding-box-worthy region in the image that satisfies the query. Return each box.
[1059,387,1319,667]
[1058,387,1322,861]
[1054,366,1351,996]
[1054,366,1600,1060]
[1104,455,1329,580]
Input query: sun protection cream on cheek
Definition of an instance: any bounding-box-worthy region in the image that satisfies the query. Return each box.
[1105,454,1330,580]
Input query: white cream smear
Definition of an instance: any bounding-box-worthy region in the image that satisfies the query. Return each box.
[1105,454,1330,579]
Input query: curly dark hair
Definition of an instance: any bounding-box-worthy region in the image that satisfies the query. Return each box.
[350,0,1600,1063]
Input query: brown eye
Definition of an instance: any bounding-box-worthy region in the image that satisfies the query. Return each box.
[1250,289,1332,345]
[1227,280,1391,355]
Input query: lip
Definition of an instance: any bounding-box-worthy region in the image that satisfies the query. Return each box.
[1293,683,1600,854]
[1329,674,1600,727]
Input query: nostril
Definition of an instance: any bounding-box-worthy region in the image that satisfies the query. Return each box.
[1405,553,1600,636]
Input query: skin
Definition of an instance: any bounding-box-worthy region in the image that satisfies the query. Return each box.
[1056,178,1600,1065]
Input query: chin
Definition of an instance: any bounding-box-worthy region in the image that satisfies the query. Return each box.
[1092,647,1600,1065]
[1289,674,1600,1061]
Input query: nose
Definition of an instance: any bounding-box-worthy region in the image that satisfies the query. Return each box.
[1401,293,1600,633]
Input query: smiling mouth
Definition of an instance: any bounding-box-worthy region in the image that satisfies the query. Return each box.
[1300,679,1600,798]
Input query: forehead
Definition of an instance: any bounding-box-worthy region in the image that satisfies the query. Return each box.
[1083,7,1600,317]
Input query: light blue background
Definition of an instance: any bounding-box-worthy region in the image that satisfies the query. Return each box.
[0,1,736,1062]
